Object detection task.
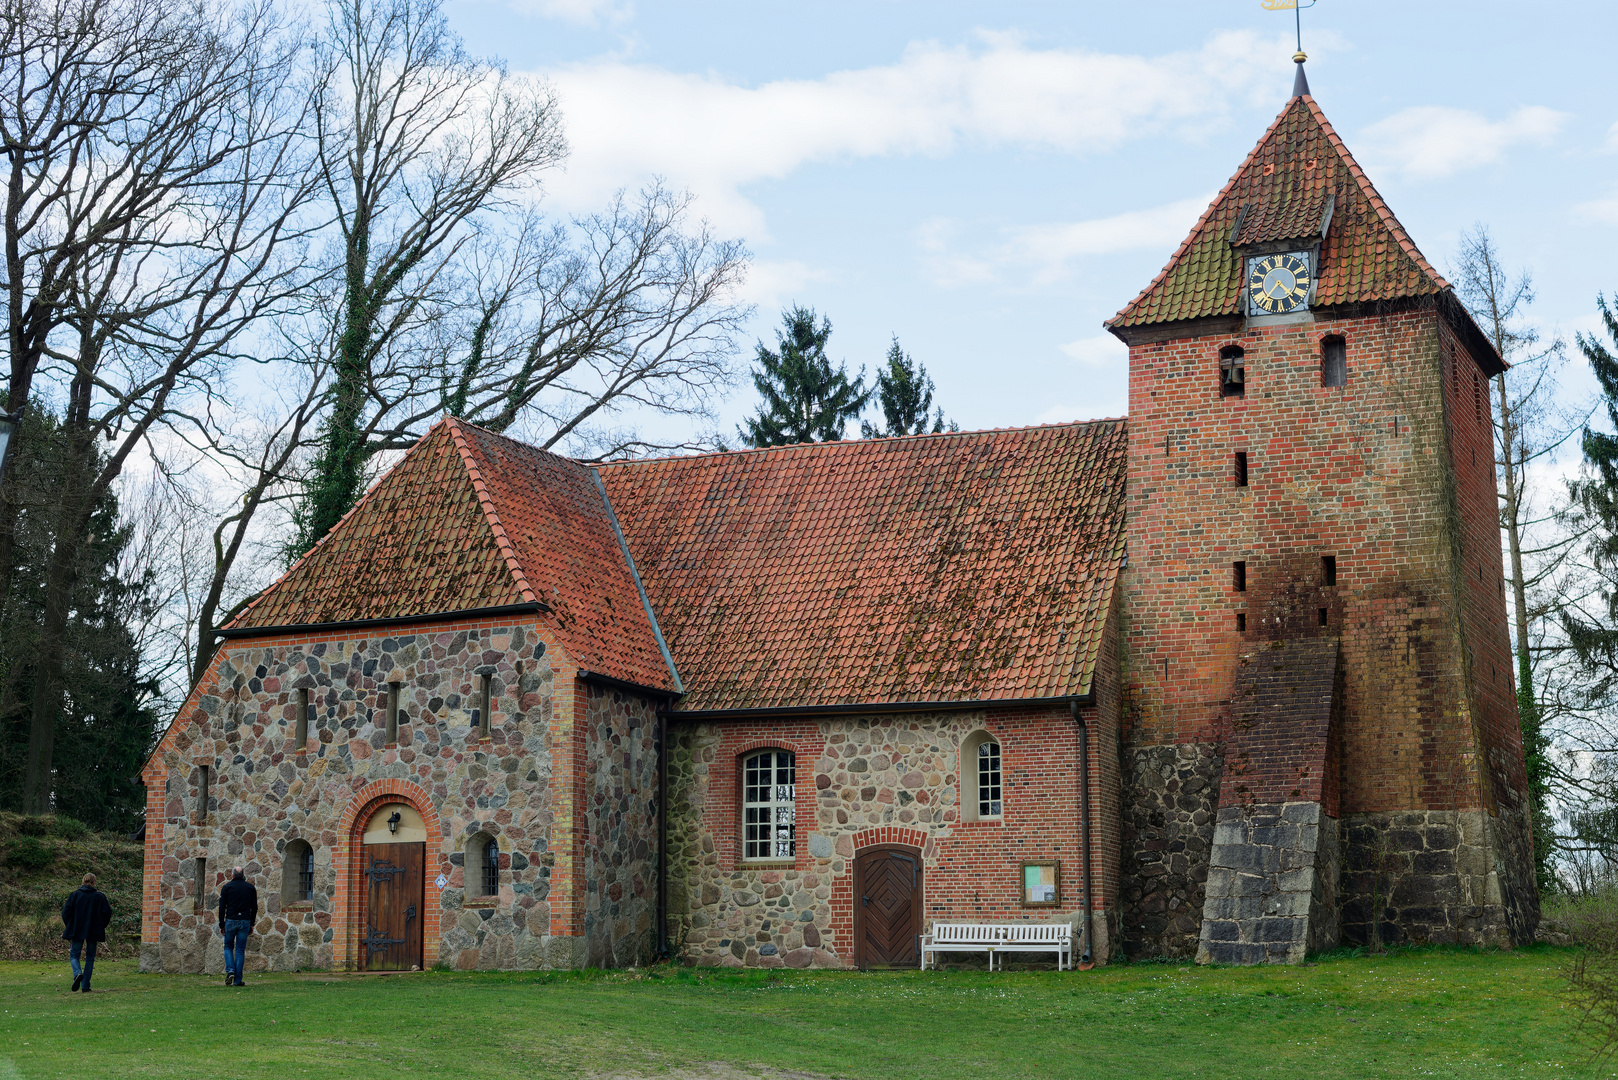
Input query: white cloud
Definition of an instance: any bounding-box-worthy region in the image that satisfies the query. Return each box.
[1359,105,1567,180]
[1607,120,1618,152]
[733,258,829,310]
[1576,195,1618,226]
[537,29,1295,235]
[510,0,631,26]
[1059,333,1128,368]
[916,194,1211,288]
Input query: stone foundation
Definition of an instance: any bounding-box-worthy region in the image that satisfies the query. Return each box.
[1120,743,1221,958]
[1196,801,1338,964]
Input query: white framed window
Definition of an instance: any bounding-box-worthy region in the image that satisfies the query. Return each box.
[962,731,1003,822]
[742,750,795,861]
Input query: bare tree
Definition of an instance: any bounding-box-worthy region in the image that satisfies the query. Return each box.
[0,0,317,811]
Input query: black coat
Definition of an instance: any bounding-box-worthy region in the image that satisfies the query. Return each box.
[60,886,112,943]
[218,877,258,926]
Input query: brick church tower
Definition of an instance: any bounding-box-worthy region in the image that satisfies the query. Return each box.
[1106,59,1539,962]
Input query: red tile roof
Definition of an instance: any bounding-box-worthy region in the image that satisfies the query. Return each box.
[227,419,678,693]
[1108,93,1448,331]
[597,421,1128,712]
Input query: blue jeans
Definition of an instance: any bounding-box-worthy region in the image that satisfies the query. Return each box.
[69,939,97,989]
[222,919,250,982]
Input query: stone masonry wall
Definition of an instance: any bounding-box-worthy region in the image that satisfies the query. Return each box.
[1196,802,1338,964]
[1119,743,1221,958]
[141,617,559,974]
[667,703,1111,969]
[579,683,661,968]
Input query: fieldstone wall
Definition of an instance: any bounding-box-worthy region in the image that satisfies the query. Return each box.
[1196,801,1339,964]
[579,685,661,968]
[1338,808,1519,948]
[1119,743,1221,958]
[143,623,558,973]
[667,706,1102,969]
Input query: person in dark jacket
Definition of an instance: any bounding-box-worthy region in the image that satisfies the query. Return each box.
[61,873,112,993]
[218,866,258,987]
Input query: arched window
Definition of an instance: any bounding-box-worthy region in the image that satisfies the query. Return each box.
[282,839,314,904]
[1219,345,1245,397]
[741,750,795,861]
[468,833,499,896]
[1321,335,1347,387]
[961,731,1003,822]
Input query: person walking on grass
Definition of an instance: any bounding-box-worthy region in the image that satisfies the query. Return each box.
[218,867,258,987]
[61,872,112,993]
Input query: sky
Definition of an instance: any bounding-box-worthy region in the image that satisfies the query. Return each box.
[440,0,1617,443]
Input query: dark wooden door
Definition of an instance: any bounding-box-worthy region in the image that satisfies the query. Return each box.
[362,843,423,971]
[853,847,921,969]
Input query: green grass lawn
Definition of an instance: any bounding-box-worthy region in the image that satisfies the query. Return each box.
[0,946,1593,1079]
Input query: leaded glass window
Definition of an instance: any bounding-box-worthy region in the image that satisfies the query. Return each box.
[977,740,1002,818]
[742,750,795,861]
[298,846,314,900]
[481,838,500,896]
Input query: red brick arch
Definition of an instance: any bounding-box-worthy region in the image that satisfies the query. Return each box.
[333,779,444,970]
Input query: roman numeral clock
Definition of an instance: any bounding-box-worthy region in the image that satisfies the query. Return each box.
[1246,252,1313,315]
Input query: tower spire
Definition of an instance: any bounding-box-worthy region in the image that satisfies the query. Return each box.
[1292,50,1311,98]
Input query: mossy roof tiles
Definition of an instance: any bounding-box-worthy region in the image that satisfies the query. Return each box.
[1108,93,1447,331]
[597,421,1128,712]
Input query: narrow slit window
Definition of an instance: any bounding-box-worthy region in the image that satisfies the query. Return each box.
[1236,612,1247,632]
[1234,451,1248,487]
[482,837,500,896]
[196,765,210,822]
[1219,345,1246,398]
[1318,607,1329,626]
[1322,555,1337,586]
[386,682,400,744]
[1233,561,1247,592]
[1321,335,1347,387]
[477,674,492,738]
[194,858,207,913]
[295,688,310,748]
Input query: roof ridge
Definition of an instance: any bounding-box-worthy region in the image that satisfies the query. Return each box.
[442,417,540,605]
[1106,101,1295,332]
[1299,94,1449,291]
[597,416,1129,470]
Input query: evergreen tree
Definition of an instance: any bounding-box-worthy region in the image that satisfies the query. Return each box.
[739,306,869,447]
[861,336,954,438]
[0,410,159,831]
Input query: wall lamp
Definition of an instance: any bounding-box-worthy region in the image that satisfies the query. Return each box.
[387,810,402,834]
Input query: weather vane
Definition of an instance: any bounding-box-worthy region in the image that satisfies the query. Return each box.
[1262,0,1317,60]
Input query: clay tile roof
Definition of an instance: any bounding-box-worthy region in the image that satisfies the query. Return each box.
[1107,93,1448,331]
[227,419,678,693]
[595,421,1129,713]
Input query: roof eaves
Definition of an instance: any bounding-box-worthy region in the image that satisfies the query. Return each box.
[589,466,684,694]
[443,418,539,605]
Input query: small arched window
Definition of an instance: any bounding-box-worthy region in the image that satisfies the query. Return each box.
[468,833,499,896]
[961,731,1003,822]
[1321,335,1347,387]
[1219,345,1246,398]
[282,839,314,904]
[741,750,796,861]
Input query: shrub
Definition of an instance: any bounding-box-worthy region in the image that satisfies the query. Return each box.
[15,817,48,838]
[48,816,88,841]
[8,837,57,871]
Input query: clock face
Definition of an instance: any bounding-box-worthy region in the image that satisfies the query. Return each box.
[1246,252,1312,315]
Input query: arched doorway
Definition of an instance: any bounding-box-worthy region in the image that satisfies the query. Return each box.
[853,845,922,969]
[360,802,425,971]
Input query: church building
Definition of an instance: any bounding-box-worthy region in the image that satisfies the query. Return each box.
[138,59,1539,973]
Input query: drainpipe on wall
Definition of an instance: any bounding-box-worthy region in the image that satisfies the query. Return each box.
[1071,698,1095,969]
[656,707,670,962]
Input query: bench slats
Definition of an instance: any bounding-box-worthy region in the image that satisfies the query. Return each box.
[919,922,1075,971]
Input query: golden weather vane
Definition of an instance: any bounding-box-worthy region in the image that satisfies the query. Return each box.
[1262,0,1317,58]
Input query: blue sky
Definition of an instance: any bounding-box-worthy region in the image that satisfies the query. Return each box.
[443,0,1618,441]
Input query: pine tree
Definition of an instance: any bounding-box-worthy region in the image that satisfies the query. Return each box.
[739,306,868,447]
[861,336,954,438]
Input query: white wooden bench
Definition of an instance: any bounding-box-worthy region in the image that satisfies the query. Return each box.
[919,922,1074,971]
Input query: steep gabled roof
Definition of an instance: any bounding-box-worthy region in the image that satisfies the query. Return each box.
[226,419,677,693]
[1108,91,1448,331]
[596,421,1128,713]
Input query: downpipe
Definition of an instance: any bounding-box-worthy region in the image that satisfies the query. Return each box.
[1071,698,1096,969]
[656,708,670,962]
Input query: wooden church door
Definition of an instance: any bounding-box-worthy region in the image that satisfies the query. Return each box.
[362,843,424,971]
[853,847,921,969]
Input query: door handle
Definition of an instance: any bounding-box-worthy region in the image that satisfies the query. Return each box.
[406,904,416,924]
[861,894,870,906]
